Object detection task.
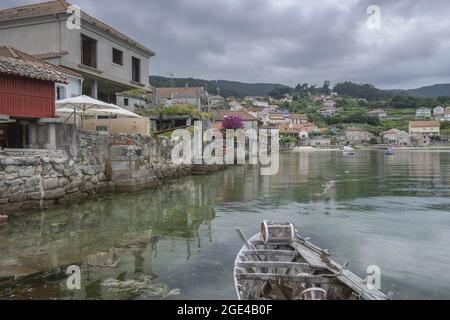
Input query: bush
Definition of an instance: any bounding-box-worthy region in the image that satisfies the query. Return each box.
[222,115,244,130]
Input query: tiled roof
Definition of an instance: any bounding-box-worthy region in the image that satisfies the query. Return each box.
[346,127,365,132]
[33,50,68,60]
[290,113,308,119]
[0,1,155,56]
[214,110,258,121]
[0,46,67,83]
[117,88,152,100]
[156,87,206,99]
[382,128,401,135]
[409,120,440,128]
[277,123,318,133]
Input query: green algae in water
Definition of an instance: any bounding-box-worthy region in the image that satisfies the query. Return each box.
[101,275,180,298]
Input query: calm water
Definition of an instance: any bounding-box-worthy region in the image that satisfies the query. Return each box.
[1,150,450,300]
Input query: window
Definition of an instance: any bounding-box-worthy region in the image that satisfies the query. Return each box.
[56,86,66,100]
[96,126,108,132]
[81,34,97,68]
[124,98,129,106]
[132,57,141,83]
[112,48,123,66]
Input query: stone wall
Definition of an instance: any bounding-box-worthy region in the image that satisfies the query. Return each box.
[0,130,220,215]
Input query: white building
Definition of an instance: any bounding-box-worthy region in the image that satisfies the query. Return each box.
[368,109,388,120]
[433,106,445,119]
[318,106,337,117]
[55,67,83,100]
[116,89,152,112]
[416,107,432,119]
[155,87,209,110]
[253,100,269,108]
[290,114,309,125]
[324,100,336,108]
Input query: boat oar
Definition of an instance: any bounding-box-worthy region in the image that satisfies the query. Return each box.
[235,228,256,252]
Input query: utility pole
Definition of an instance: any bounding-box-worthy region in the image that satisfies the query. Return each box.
[170,73,175,107]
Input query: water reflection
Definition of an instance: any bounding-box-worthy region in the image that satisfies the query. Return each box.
[0,178,218,299]
[1,150,450,299]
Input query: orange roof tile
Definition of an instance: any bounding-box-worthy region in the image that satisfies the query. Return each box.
[0,46,67,83]
[409,120,440,128]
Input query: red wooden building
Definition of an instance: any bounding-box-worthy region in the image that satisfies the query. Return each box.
[0,46,67,148]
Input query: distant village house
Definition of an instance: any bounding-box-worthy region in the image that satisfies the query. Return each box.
[155,87,209,111]
[381,128,410,146]
[345,127,372,144]
[415,107,432,119]
[409,120,440,146]
[368,109,388,120]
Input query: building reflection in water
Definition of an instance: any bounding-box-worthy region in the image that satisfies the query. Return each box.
[0,176,218,299]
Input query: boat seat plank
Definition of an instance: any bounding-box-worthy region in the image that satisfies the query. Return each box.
[241,250,298,257]
[236,261,310,269]
[237,273,338,285]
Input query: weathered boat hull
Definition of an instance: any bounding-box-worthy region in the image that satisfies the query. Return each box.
[234,232,387,300]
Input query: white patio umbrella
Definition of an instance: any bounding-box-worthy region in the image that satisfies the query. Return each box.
[56,95,141,128]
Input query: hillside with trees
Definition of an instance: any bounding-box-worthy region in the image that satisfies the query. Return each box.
[150,75,289,98]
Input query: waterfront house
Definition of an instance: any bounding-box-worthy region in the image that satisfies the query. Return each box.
[368,109,388,120]
[345,127,372,144]
[0,0,155,104]
[155,87,209,111]
[116,89,153,112]
[214,110,259,131]
[381,128,410,146]
[409,120,440,146]
[0,46,68,150]
[433,106,445,120]
[290,114,309,125]
[415,107,432,119]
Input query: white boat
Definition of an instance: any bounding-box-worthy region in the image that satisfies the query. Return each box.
[234,222,388,300]
[342,146,355,155]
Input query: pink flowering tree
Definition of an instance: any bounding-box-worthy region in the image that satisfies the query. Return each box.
[222,115,244,130]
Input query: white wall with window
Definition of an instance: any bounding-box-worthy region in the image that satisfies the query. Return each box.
[55,75,83,101]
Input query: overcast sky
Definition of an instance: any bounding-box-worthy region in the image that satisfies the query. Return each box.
[2,0,450,89]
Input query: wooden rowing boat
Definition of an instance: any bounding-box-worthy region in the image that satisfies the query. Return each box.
[234,222,388,300]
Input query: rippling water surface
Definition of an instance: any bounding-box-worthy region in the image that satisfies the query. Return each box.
[1,150,450,300]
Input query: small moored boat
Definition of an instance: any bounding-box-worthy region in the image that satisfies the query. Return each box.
[342,146,355,155]
[384,148,395,156]
[234,221,388,300]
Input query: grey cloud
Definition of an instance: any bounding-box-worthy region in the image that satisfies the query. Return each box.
[2,0,450,89]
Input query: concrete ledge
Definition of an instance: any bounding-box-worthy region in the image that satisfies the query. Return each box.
[37,118,65,124]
